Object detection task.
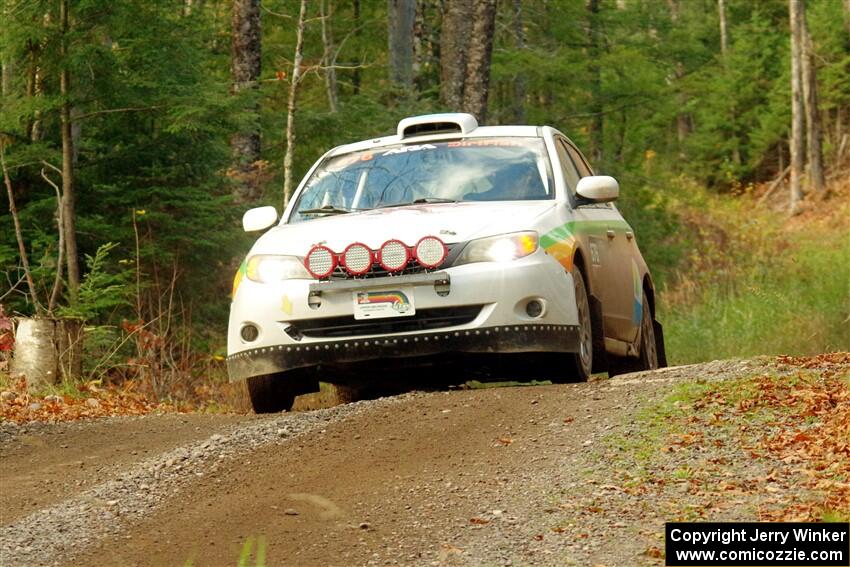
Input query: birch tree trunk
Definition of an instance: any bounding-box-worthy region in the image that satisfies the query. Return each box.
[439,0,472,111]
[801,18,825,193]
[718,0,728,55]
[387,0,415,93]
[59,0,80,301]
[283,0,307,206]
[230,0,262,204]
[0,61,10,97]
[789,0,805,214]
[461,0,497,123]
[11,318,83,389]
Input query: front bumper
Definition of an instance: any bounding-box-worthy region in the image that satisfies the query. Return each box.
[227,323,580,381]
[226,250,579,381]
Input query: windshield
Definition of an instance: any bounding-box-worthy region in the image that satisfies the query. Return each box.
[289,137,553,223]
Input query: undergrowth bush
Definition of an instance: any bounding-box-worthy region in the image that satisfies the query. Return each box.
[658,182,849,364]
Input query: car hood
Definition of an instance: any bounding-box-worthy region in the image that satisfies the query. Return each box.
[250,201,556,255]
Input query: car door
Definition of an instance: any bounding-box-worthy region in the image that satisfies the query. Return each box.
[560,140,638,343]
[552,138,611,316]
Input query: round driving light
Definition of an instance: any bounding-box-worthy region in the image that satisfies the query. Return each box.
[304,245,337,279]
[526,299,544,318]
[378,239,410,272]
[414,236,448,268]
[341,242,373,275]
[240,323,259,342]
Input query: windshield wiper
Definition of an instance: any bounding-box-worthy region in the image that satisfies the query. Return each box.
[412,197,458,204]
[377,197,458,209]
[298,205,356,216]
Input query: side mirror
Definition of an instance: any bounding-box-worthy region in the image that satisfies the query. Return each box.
[242,206,278,232]
[576,176,619,203]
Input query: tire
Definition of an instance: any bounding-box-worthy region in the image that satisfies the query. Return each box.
[246,372,314,413]
[607,298,659,377]
[568,268,593,382]
[637,299,659,370]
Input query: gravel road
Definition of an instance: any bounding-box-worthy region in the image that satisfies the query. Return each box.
[0,357,825,566]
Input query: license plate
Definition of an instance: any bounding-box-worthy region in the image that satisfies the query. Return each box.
[352,288,416,320]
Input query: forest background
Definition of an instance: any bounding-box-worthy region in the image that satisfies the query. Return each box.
[1,0,848,404]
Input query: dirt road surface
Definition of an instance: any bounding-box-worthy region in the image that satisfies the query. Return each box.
[0,358,831,566]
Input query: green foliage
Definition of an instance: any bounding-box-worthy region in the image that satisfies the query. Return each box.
[58,243,130,321]
[662,231,850,364]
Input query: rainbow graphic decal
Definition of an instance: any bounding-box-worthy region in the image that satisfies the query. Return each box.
[356,291,412,313]
[231,259,247,300]
[540,225,578,271]
[540,220,631,271]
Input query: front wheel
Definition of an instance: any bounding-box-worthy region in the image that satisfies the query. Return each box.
[568,268,593,382]
[246,372,317,413]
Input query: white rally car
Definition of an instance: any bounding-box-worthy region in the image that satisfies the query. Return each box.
[228,113,666,412]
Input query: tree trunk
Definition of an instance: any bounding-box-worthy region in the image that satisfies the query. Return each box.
[11,317,83,390]
[230,0,262,204]
[59,0,80,301]
[439,0,472,111]
[717,0,728,55]
[1,142,42,315]
[0,2,9,97]
[461,0,497,123]
[1,61,10,97]
[845,0,850,36]
[667,0,692,159]
[30,53,44,141]
[801,18,825,193]
[412,0,426,85]
[511,0,527,123]
[789,0,805,213]
[352,0,362,95]
[283,0,307,206]
[30,12,50,143]
[387,0,416,93]
[674,63,692,144]
[587,0,604,165]
[320,0,339,112]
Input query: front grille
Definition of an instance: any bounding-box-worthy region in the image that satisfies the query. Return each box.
[328,243,460,280]
[284,305,483,339]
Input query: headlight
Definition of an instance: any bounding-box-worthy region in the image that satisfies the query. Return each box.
[246,255,310,283]
[455,231,539,265]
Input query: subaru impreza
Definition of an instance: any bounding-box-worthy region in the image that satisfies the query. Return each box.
[228,113,666,412]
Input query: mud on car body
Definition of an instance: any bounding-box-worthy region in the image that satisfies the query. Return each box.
[228,113,667,412]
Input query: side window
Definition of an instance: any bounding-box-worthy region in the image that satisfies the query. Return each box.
[554,138,581,193]
[566,144,592,177]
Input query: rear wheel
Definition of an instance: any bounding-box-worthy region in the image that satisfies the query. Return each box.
[568,268,593,382]
[246,373,315,413]
[608,298,658,376]
[637,299,659,370]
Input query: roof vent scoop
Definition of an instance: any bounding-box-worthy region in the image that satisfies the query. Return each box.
[397,113,478,139]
